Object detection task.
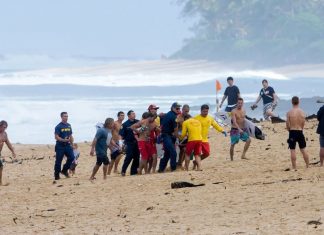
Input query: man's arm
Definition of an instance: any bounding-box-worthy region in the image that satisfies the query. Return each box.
[286,113,290,131]
[254,95,262,105]
[90,137,97,156]
[211,117,224,133]
[5,136,16,158]
[219,95,227,108]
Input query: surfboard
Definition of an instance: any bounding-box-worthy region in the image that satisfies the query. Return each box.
[214,112,265,140]
[244,119,265,140]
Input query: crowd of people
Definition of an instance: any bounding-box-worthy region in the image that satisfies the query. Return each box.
[0,78,324,184]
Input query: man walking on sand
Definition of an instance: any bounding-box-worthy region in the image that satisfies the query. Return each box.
[120,110,140,176]
[108,111,125,175]
[194,104,227,168]
[54,112,74,180]
[317,104,324,166]
[219,77,240,112]
[0,120,16,186]
[286,96,309,170]
[90,118,115,180]
[230,98,251,161]
[158,102,181,173]
[251,79,278,121]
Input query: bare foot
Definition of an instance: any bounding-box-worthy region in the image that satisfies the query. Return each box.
[241,156,249,160]
[89,177,96,181]
[0,182,10,186]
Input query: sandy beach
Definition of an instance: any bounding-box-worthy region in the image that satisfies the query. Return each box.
[1,119,324,234]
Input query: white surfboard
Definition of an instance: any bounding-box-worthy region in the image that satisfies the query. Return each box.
[215,112,265,140]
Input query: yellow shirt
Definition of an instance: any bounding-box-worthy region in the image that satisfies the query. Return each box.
[180,118,202,142]
[194,114,224,142]
[155,116,160,126]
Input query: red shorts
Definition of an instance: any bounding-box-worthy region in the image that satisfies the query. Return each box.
[150,143,157,155]
[201,142,210,157]
[185,140,202,156]
[138,141,152,160]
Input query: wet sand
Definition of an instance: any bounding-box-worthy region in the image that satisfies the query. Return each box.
[0,119,324,234]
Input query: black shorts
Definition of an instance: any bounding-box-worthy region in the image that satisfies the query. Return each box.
[287,130,306,150]
[111,150,121,160]
[96,155,109,166]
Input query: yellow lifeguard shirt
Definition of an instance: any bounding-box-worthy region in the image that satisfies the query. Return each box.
[194,114,224,142]
[180,118,202,142]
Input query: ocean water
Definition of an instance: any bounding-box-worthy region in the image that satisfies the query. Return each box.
[0,60,323,144]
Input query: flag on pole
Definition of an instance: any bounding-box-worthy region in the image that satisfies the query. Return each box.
[216,80,222,92]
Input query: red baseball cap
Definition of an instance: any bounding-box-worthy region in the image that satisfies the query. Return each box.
[148,104,159,110]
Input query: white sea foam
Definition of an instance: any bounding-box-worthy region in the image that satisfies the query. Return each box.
[0,60,290,87]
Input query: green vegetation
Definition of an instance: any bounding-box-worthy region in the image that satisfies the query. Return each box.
[173,0,324,65]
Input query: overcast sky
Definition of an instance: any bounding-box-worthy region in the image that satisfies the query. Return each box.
[0,0,192,59]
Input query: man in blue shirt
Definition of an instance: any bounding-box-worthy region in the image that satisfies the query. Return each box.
[89,118,114,180]
[158,102,181,172]
[251,79,278,120]
[119,110,140,176]
[54,112,74,180]
[317,105,324,166]
[219,77,240,112]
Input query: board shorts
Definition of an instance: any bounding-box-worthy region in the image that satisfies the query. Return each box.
[320,135,324,148]
[185,140,202,156]
[111,148,122,160]
[96,154,109,166]
[263,102,277,120]
[230,128,250,145]
[138,140,153,161]
[225,104,237,112]
[201,142,210,157]
[287,130,306,150]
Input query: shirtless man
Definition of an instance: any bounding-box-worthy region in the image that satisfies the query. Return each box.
[130,112,155,174]
[230,98,251,161]
[286,96,309,170]
[0,120,16,186]
[108,111,125,174]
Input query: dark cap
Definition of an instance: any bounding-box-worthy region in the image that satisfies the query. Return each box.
[227,76,233,81]
[148,104,159,110]
[171,102,181,109]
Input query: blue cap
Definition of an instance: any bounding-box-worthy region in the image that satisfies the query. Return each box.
[171,102,181,109]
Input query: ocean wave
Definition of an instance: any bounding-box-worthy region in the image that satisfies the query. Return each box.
[0,60,290,87]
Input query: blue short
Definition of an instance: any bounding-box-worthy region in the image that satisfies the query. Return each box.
[230,128,250,145]
[320,135,324,148]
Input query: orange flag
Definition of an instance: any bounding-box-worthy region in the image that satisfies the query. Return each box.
[216,80,222,92]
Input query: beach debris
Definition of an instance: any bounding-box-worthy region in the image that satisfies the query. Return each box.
[36,157,44,160]
[146,206,154,211]
[265,147,271,150]
[306,114,317,120]
[171,181,205,189]
[13,217,18,224]
[284,168,290,171]
[310,161,320,165]
[57,184,63,187]
[164,192,170,195]
[271,116,286,124]
[307,218,322,228]
[212,181,224,185]
[282,178,302,183]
